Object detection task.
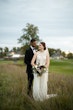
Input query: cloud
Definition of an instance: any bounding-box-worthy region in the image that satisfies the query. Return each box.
[0,0,73,52]
[42,36,73,52]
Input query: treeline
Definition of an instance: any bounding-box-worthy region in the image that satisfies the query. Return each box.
[48,48,73,59]
[0,47,20,58]
[0,46,73,59]
[1,23,73,59]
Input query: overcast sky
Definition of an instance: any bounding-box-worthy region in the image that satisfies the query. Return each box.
[0,0,73,53]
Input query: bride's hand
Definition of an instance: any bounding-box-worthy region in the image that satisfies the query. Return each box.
[45,65,48,68]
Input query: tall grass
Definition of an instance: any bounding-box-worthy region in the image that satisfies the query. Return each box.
[0,60,73,110]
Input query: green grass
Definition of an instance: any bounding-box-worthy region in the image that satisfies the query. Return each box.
[0,59,73,110]
[1,59,73,74]
[50,59,73,74]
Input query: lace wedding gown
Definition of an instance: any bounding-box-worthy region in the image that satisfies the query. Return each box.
[33,50,57,101]
[33,50,49,101]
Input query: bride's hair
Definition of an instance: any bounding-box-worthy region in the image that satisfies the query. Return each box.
[40,42,46,50]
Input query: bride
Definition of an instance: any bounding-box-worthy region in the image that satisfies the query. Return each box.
[31,42,50,101]
[31,42,57,101]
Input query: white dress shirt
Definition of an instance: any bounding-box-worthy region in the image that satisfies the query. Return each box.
[30,46,36,53]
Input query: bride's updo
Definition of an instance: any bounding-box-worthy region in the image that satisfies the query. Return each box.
[40,42,46,50]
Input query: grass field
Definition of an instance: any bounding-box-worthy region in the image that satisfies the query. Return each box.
[0,59,73,110]
[50,59,73,74]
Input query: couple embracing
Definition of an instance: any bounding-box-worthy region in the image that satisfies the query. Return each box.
[24,39,56,101]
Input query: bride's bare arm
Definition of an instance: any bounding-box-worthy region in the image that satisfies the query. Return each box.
[45,51,50,68]
[31,53,37,67]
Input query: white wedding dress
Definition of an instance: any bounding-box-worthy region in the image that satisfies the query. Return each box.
[33,50,49,101]
[33,50,57,101]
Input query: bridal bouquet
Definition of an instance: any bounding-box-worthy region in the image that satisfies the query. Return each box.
[32,65,47,76]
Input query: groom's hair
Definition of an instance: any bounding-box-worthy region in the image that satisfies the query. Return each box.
[30,39,36,43]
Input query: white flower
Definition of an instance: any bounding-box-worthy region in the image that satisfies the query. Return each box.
[33,65,47,76]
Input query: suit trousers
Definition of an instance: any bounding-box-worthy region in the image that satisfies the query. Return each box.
[27,72,34,95]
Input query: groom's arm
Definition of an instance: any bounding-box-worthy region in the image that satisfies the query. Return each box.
[24,50,31,65]
[31,52,37,67]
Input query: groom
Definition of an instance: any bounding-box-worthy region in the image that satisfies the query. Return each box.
[24,39,37,96]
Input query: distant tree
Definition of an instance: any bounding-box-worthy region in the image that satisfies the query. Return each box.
[18,23,40,46]
[48,48,63,57]
[4,47,9,56]
[67,53,73,59]
[20,45,29,54]
[0,47,3,58]
[17,47,20,52]
[56,49,61,55]
[61,51,66,57]
[48,48,56,56]
[12,47,17,52]
[4,47,9,52]
[0,47,3,52]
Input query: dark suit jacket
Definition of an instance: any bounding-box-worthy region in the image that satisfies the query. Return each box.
[24,47,34,74]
